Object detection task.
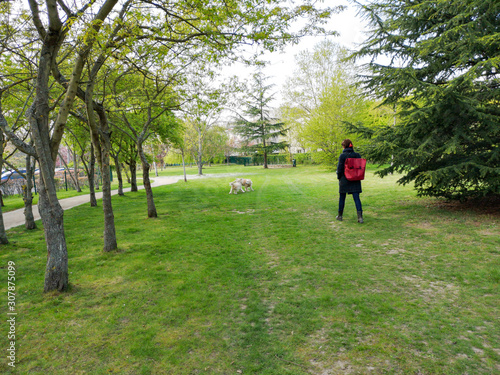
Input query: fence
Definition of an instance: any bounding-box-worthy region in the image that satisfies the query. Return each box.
[0,169,99,197]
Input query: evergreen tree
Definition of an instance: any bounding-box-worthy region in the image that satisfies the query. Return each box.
[235,73,288,169]
[352,0,500,200]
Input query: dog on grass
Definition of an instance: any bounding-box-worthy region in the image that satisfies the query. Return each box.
[236,178,254,192]
[229,180,244,194]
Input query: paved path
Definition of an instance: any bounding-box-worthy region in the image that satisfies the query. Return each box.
[4,173,241,230]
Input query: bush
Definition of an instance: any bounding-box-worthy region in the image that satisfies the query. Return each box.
[293,153,312,165]
[253,153,290,165]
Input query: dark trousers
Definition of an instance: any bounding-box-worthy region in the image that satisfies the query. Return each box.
[339,192,362,213]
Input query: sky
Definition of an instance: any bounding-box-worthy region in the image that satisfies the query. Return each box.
[227,1,370,106]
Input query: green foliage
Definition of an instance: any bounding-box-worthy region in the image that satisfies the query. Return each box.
[352,0,500,200]
[281,41,369,166]
[252,153,289,165]
[235,72,289,162]
[292,152,316,165]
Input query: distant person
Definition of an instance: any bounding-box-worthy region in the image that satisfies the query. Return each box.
[336,139,363,223]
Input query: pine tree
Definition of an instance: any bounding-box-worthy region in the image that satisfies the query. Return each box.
[235,73,288,169]
[352,0,500,200]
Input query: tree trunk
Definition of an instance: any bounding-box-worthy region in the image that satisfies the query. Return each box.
[138,143,157,218]
[130,158,138,192]
[37,177,68,291]
[95,166,100,190]
[30,30,69,292]
[23,152,37,230]
[88,144,97,206]
[87,98,117,252]
[112,155,124,196]
[262,135,268,168]
[182,149,187,182]
[123,162,131,184]
[58,151,81,192]
[0,203,8,244]
[100,150,117,251]
[197,136,203,175]
[0,131,9,244]
[72,146,82,192]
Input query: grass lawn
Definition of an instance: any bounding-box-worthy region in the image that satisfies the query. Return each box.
[1,180,132,213]
[151,163,253,177]
[1,165,498,374]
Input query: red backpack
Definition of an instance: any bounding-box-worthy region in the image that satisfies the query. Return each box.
[344,157,367,181]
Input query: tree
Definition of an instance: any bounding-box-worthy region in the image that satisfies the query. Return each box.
[110,131,129,197]
[183,115,219,175]
[182,73,232,175]
[281,41,367,166]
[17,0,118,290]
[111,68,180,218]
[66,112,99,206]
[0,0,40,242]
[204,125,229,165]
[351,0,500,200]
[235,72,288,168]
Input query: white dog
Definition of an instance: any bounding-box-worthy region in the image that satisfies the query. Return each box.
[236,178,254,192]
[229,180,244,194]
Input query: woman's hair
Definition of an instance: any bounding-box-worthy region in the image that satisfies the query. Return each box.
[341,139,353,149]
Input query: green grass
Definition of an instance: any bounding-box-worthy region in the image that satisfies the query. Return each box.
[1,165,498,374]
[152,163,255,177]
[1,180,132,213]
[2,163,254,212]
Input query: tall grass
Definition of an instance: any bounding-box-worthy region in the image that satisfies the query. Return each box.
[1,165,498,374]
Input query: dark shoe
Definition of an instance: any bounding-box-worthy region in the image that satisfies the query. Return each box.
[336,211,343,221]
[357,211,364,224]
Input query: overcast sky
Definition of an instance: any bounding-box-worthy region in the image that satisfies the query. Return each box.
[226,1,370,106]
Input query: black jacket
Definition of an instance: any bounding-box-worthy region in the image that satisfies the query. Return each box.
[336,147,362,194]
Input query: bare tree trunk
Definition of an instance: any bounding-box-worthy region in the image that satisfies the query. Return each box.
[95,166,100,190]
[197,137,203,175]
[0,204,7,244]
[87,91,117,252]
[29,31,69,292]
[182,149,187,182]
[36,175,68,291]
[23,151,37,230]
[72,146,81,192]
[110,140,125,196]
[138,143,157,218]
[88,143,97,206]
[130,158,138,192]
[112,154,124,196]
[123,162,131,184]
[100,148,117,251]
[58,151,81,192]
[0,131,8,244]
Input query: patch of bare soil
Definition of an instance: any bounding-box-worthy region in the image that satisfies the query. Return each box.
[427,195,500,217]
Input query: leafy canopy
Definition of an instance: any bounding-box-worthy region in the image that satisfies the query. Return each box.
[352,0,500,200]
[281,41,368,166]
[235,72,289,159]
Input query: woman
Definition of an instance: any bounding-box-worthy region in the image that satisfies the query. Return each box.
[336,139,363,223]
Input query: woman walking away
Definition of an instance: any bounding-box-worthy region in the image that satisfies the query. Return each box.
[336,139,363,223]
